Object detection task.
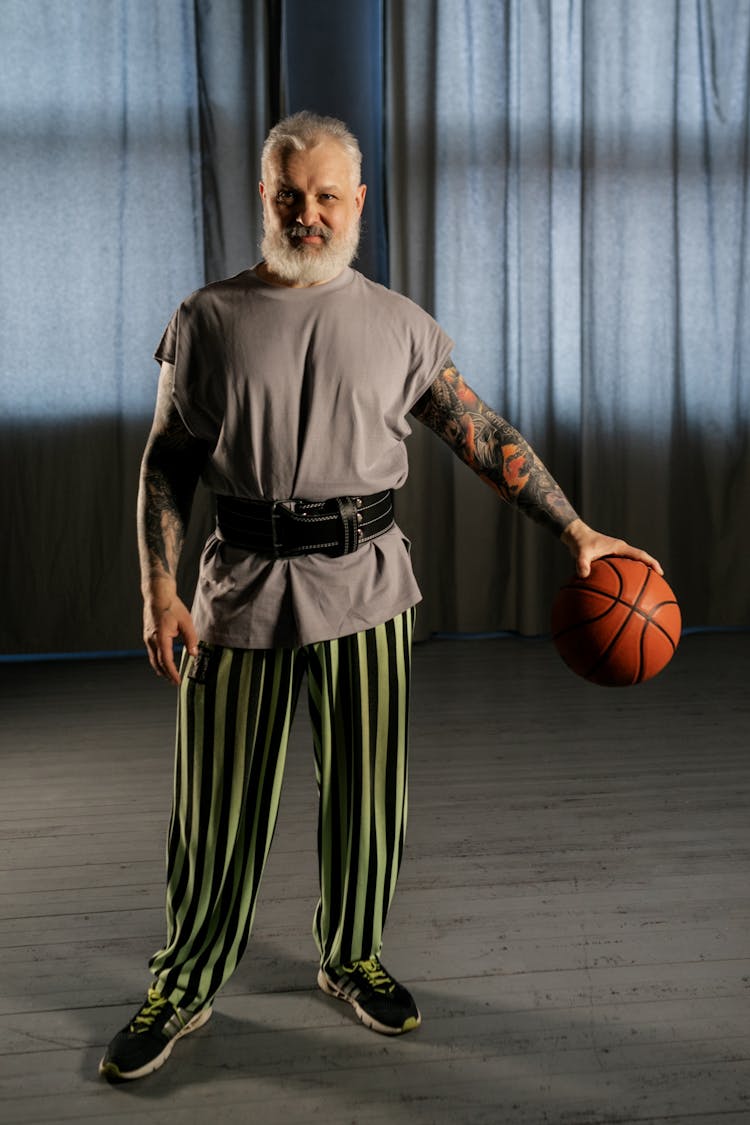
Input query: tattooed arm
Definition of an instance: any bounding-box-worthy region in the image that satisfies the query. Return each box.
[412,364,578,535]
[137,361,209,683]
[411,364,662,577]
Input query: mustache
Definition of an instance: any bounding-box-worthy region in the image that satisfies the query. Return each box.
[284,224,332,243]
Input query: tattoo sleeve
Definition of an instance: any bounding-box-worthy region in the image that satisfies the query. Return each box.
[137,366,208,584]
[411,364,578,536]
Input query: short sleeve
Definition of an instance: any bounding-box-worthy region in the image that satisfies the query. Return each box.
[153,297,227,444]
[402,305,454,412]
[154,310,178,365]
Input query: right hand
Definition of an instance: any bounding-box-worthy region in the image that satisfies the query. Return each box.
[560,518,664,579]
[143,589,199,685]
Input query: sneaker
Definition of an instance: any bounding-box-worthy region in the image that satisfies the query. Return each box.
[317,956,421,1035]
[98,988,212,1081]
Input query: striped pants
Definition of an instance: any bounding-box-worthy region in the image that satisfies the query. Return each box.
[149,608,415,1013]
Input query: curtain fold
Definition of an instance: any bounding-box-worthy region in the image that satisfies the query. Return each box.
[388,0,750,636]
[281,0,388,283]
[0,0,268,655]
[2,0,748,657]
[195,0,270,283]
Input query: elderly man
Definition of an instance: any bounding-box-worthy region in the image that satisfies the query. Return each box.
[100,112,660,1081]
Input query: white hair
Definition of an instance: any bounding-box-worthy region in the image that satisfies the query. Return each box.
[261,111,363,186]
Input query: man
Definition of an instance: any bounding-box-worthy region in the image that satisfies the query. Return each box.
[100,112,661,1081]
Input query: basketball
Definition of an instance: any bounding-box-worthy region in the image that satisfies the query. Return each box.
[551,557,681,686]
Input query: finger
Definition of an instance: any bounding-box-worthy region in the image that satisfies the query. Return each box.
[145,636,164,677]
[576,557,592,579]
[149,619,181,685]
[610,543,664,575]
[158,638,181,686]
[180,614,199,658]
[638,551,663,575]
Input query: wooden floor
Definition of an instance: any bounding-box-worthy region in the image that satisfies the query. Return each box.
[1,632,749,1125]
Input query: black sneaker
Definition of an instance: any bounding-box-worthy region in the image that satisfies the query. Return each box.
[98,988,212,1081]
[317,956,421,1035]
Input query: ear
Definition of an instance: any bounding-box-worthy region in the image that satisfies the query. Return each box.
[259,180,267,204]
[354,183,367,215]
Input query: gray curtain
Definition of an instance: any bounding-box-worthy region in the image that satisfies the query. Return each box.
[389,0,750,637]
[0,0,268,655]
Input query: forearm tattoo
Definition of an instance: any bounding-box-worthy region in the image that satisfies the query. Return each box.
[412,365,578,536]
[140,463,188,578]
[138,374,206,580]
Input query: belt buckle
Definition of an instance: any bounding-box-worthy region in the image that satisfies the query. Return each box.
[269,499,288,558]
[270,496,336,557]
[269,495,365,558]
[336,495,364,555]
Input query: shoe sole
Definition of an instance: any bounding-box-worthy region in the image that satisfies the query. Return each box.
[98,1006,213,1081]
[317,969,421,1036]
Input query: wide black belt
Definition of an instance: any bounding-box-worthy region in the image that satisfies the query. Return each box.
[215,490,394,559]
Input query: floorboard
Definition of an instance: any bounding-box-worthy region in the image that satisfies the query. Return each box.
[1,632,749,1124]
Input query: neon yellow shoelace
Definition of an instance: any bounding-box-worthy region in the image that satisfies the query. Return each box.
[130,988,169,1033]
[353,958,395,994]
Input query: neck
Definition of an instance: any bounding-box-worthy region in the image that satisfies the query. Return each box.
[255,261,343,288]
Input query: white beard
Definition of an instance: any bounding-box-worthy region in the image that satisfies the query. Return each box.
[261,219,361,286]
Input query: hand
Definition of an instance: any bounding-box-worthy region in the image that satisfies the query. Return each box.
[142,585,199,685]
[560,518,663,580]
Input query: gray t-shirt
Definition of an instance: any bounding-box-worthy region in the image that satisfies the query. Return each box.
[155,266,454,648]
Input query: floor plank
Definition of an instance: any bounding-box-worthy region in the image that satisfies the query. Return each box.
[1,632,749,1123]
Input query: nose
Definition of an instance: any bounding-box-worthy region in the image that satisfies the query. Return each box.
[295,195,320,227]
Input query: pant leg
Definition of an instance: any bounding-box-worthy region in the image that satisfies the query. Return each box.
[149,641,305,1011]
[307,608,415,969]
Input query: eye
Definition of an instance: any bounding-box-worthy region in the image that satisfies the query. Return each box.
[276,189,297,204]
[319,193,337,202]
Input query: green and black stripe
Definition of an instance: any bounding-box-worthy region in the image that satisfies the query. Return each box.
[149,609,414,1012]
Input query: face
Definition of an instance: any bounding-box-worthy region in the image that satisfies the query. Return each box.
[259,138,367,286]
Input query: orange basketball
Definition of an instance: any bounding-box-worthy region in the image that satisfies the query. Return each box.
[551,557,681,686]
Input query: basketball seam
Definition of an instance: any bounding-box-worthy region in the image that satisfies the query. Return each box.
[552,594,679,642]
[640,602,681,650]
[551,560,681,685]
[552,597,679,639]
[583,567,652,682]
[583,603,643,683]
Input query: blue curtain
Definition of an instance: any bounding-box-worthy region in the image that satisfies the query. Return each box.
[2,0,748,655]
[388,0,750,634]
[0,0,268,654]
[0,1,204,422]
